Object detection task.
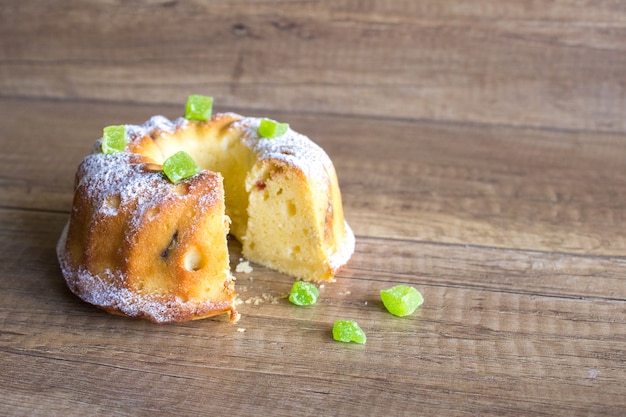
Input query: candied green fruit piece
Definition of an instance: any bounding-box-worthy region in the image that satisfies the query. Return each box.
[288,281,319,306]
[258,118,289,139]
[185,95,213,121]
[102,125,126,154]
[380,285,424,317]
[163,151,200,184]
[332,320,366,344]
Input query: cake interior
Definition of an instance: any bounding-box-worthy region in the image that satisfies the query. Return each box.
[141,120,336,281]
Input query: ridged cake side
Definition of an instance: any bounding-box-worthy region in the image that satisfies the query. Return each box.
[58,111,354,323]
[57,152,237,323]
[133,113,355,281]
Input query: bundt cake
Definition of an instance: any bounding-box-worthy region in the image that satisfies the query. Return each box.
[57,96,354,323]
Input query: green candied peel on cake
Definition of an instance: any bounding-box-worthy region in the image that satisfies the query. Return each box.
[380,285,424,317]
[185,94,213,121]
[162,151,201,184]
[101,125,126,154]
[288,281,320,306]
[258,118,289,139]
[332,320,366,344]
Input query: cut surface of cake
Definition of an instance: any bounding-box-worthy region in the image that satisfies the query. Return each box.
[57,101,354,323]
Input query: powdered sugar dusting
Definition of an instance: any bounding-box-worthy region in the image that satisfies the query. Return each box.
[126,115,177,144]
[58,111,351,323]
[129,113,335,186]
[60,151,232,323]
[58,215,236,324]
[230,117,355,271]
[328,221,355,273]
[76,153,217,235]
[119,113,335,193]
[232,117,334,191]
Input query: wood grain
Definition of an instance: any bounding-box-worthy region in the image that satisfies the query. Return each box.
[2,97,626,255]
[1,208,624,416]
[1,96,625,416]
[2,1,626,131]
[2,1,626,413]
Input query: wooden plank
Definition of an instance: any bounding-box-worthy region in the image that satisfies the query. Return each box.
[0,208,624,415]
[353,236,626,301]
[2,97,626,256]
[2,1,626,131]
[341,122,626,256]
[0,98,174,213]
[1,207,623,306]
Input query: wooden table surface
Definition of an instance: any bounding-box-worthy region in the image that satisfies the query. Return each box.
[2,1,626,416]
[1,97,624,416]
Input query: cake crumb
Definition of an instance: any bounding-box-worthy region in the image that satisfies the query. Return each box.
[245,296,264,305]
[236,260,253,274]
[243,292,285,305]
[263,292,282,304]
[237,328,246,333]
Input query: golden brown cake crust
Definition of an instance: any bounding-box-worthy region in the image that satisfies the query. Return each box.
[58,152,238,324]
[58,111,354,323]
